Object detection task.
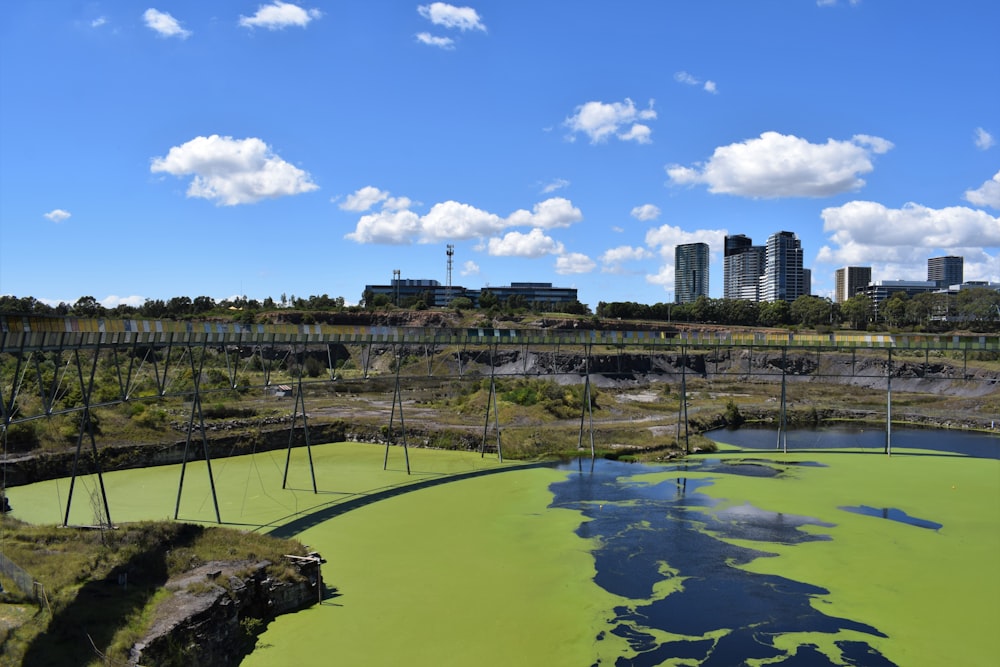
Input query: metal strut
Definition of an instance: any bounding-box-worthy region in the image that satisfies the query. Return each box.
[886,347,892,456]
[174,340,221,523]
[777,346,788,454]
[578,343,596,459]
[480,343,503,461]
[63,345,112,528]
[676,346,690,455]
[283,346,318,492]
[384,343,411,474]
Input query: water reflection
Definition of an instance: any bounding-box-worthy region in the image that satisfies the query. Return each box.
[550,459,895,666]
[840,505,943,530]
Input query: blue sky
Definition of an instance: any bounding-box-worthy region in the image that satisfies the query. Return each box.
[1,1,998,310]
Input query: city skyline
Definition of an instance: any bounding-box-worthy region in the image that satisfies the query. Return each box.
[1,2,998,309]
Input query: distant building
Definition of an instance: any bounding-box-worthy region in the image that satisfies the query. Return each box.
[723,235,765,301]
[928,256,963,287]
[860,280,938,318]
[803,268,812,297]
[759,231,804,303]
[475,282,579,308]
[675,242,709,303]
[363,279,578,309]
[835,266,872,303]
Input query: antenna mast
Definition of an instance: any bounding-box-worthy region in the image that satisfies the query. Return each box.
[445,244,455,305]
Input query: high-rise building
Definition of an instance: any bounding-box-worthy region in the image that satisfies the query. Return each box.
[927,256,963,287]
[675,242,709,303]
[834,266,872,303]
[723,234,765,301]
[759,231,804,302]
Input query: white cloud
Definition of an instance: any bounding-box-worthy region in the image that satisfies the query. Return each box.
[674,71,698,86]
[150,134,318,205]
[666,131,893,198]
[416,33,454,49]
[675,71,718,94]
[102,295,145,309]
[417,3,486,31]
[44,209,72,222]
[564,98,656,144]
[630,204,661,221]
[506,197,582,229]
[91,17,107,28]
[143,9,191,39]
[965,171,1000,209]
[600,245,654,274]
[487,228,564,258]
[421,200,505,241]
[817,0,861,6]
[975,127,995,151]
[816,201,1000,279]
[555,252,596,275]
[541,178,570,194]
[340,186,389,212]
[461,260,480,276]
[345,209,423,245]
[239,2,321,30]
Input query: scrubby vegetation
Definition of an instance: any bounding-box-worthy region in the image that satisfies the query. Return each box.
[0,518,308,666]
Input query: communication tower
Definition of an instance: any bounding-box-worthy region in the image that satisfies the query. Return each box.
[445,244,455,305]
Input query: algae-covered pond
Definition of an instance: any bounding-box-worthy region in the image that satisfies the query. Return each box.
[6,434,1000,666]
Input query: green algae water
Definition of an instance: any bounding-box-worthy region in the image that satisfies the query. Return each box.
[6,438,999,666]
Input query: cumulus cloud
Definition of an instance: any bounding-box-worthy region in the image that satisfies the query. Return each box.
[600,245,654,274]
[421,201,506,242]
[150,135,318,205]
[975,127,995,151]
[506,197,583,229]
[346,209,423,245]
[44,209,72,222]
[340,186,389,212]
[143,8,191,38]
[487,228,564,258]
[343,191,582,251]
[239,2,321,30]
[555,252,596,275]
[816,201,1000,280]
[91,17,107,28]
[417,3,486,31]
[666,131,893,198]
[965,171,1000,209]
[630,204,661,221]
[461,260,480,276]
[416,33,454,49]
[564,98,656,144]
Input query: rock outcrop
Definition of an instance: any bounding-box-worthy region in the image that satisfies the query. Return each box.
[130,555,323,667]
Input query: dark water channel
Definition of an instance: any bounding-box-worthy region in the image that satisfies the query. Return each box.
[549,458,895,666]
[705,425,1000,459]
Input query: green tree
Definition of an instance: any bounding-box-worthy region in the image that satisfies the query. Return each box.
[73,296,103,317]
[790,295,833,327]
[758,300,790,327]
[841,294,873,330]
[479,289,499,310]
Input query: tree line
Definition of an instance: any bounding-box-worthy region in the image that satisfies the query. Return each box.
[2,287,998,331]
[596,288,1000,331]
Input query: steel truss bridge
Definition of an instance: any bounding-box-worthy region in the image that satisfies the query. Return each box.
[2,315,997,526]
